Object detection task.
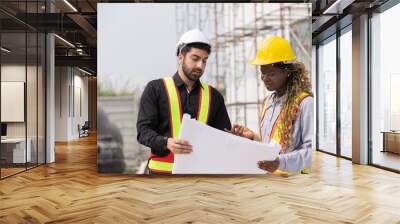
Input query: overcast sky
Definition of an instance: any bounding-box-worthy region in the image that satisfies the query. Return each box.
[98,3,178,92]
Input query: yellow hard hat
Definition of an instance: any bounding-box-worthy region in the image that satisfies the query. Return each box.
[250,36,296,65]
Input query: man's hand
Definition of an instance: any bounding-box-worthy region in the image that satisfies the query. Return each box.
[167,138,192,154]
[257,158,280,173]
[225,124,255,140]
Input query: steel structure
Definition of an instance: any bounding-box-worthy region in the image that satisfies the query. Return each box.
[176,3,311,130]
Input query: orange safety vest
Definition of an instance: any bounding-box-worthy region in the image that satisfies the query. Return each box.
[260,91,311,175]
[148,77,211,173]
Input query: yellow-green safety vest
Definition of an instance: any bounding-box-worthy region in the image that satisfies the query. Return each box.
[260,91,312,176]
[148,77,211,173]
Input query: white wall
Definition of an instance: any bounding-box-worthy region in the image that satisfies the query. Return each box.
[2,63,46,164]
[55,67,89,141]
[1,65,26,131]
[55,67,68,141]
[1,65,34,138]
[72,72,89,138]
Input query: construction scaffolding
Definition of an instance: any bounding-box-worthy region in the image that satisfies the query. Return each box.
[175,3,312,131]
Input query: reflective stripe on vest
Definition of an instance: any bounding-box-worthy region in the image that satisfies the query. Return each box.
[260,91,311,176]
[148,77,211,173]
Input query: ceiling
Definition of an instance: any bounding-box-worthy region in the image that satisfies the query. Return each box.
[0,0,392,75]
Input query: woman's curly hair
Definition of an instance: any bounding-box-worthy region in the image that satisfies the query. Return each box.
[271,61,313,151]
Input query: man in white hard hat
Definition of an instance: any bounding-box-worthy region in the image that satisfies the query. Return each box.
[137,29,232,174]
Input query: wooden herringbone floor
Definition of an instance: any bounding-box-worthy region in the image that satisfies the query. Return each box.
[1,134,400,224]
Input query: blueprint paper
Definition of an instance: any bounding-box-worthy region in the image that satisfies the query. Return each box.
[172,114,280,174]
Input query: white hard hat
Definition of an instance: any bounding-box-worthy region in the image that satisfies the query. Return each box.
[176,28,211,55]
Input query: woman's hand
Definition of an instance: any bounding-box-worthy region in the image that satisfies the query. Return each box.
[225,124,255,140]
[257,158,280,173]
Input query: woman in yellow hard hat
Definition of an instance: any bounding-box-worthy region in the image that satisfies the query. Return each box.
[226,36,314,175]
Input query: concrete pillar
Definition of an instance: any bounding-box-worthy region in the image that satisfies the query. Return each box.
[352,14,369,164]
[46,32,55,163]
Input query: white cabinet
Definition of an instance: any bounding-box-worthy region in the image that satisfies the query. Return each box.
[1,138,32,163]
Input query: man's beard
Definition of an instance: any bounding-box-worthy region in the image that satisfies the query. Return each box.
[182,61,203,82]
